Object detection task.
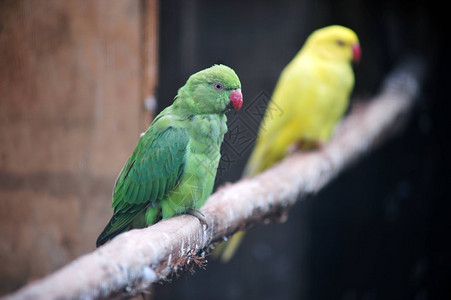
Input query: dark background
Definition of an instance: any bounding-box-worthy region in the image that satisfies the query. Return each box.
[155,0,449,299]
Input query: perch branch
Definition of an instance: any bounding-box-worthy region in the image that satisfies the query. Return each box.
[4,58,424,300]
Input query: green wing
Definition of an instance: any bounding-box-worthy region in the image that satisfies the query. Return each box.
[96,126,189,247]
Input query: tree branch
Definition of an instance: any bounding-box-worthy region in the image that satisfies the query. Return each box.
[4,58,424,300]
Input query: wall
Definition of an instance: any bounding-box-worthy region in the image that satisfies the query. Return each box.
[0,0,157,294]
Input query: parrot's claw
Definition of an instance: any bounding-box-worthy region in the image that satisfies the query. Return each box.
[187,209,208,229]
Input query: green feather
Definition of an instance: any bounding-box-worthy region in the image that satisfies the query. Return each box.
[96,65,242,247]
[97,127,190,246]
[158,177,167,199]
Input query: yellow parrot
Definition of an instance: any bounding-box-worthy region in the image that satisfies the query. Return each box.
[215,25,361,262]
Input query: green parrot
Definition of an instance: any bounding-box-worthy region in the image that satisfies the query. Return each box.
[96,64,243,247]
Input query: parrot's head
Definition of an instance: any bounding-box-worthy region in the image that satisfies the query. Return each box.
[180,64,243,115]
[304,25,361,63]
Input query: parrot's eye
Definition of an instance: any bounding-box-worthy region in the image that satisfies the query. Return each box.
[336,39,346,47]
[213,82,224,91]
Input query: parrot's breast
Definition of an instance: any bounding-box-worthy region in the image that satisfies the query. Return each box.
[161,113,227,214]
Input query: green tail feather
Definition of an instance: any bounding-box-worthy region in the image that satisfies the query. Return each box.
[96,219,130,247]
[96,204,148,247]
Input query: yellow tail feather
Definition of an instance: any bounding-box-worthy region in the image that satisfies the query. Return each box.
[213,231,246,263]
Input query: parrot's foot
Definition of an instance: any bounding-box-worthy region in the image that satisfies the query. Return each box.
[187,209,208,229]
[288,140,324,154]
[310,140,325,149]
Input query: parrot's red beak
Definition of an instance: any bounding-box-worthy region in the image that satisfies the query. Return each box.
[352,43,361,63]
[228,88,243,111]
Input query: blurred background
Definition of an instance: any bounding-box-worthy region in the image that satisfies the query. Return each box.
[0,0,449,299]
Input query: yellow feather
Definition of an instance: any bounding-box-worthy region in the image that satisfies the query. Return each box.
[245,25,359,176]
[216,25,360,262]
